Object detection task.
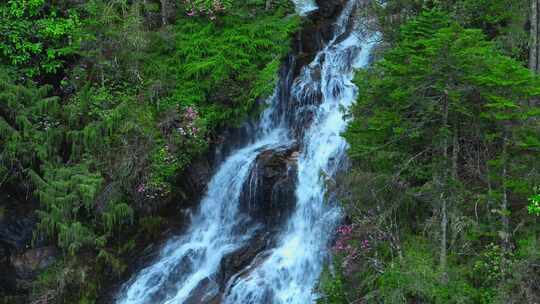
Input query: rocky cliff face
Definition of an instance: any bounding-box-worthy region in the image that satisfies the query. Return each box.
[0,191,52,302]
[293,0,347,72]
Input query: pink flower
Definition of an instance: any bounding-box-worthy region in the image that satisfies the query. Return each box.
[361,239,370,250]
[337,225,353,235]
[137,184,146,193]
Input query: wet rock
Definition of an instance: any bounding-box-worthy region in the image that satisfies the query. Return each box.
[218,231,272,288]
[184,277,221,304]
[315,0,346,19]
[0,217,35,254]
[179,156,213,205]
[292,0,347,75]
[10,246,57,281]
[0,215,38,293]
[239,147,299,230]
[0,214,54,296]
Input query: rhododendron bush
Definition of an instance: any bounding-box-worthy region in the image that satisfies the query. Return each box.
[183,0,233,18]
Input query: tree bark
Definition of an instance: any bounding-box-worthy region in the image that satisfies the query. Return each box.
[452,125,459,180]
[266,0,273,10]
[501,129,510,251]
[160,0,168,26]
[530,0,539,72]
[486,146,494,227]
[439,95,449,282]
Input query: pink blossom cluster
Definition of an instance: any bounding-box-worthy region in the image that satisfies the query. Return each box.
[177,106,200,137]
[333,225,373,267]
[183,0,229,20]
[136,182,169,199]
[334,225,354,252]
[334,224,372,270]
[337,225,353,235]
[341,246,359,270]
[360,239,370,250]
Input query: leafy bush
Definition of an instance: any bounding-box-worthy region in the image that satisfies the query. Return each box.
[317,264,348,304]
[0,0,80,76]
[527,187,540,215]
[146,6,299,129]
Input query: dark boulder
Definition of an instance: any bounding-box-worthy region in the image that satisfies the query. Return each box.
[0,217,34,256]
[183,277,221,304]
[0,214,37,293]
[178,156,213,206]
[239,147,299,230]
[11,246,57,281]
[217,231,272,287]
[292,0,347,75]
[315,0,347,19]
[0,217,56,294]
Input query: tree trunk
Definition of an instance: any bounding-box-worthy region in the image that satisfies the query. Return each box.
[439,96,449,282]
[266,0,273,10]
[486,147,494,227]
[530,0,539,72]
[501,129,510,251]
[440,193,448,280]
[452,125,459,180]
[160,0,168,26]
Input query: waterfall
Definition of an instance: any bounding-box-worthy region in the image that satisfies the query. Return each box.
[116,1,377,303]
[291,0,318,15]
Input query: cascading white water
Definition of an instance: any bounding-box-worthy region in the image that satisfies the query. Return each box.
[291,0,318,15]
[116,1,377,303]
[221,4,376,304]
[116,125,291,304]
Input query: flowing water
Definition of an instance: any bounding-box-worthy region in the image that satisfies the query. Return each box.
[116,1,376,303]
[291,0,318,15]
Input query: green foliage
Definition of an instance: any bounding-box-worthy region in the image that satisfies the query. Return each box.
[147,8,299,129]
[0,69,64,176]
[102,201,134,234]
[138,216,165,240]
[184,0,233,17]
[528,187,540,215]
[32,162,103,255]
[317,264,348,304]
[346,11,537,169]
[147,145,178,192]
[0,0,80,76]
[370,0,528,59]
[471,242,514,301]
[31,258,99,303]
[336,6,540,304]
[1,0,300,302]
[376,241,478,304]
